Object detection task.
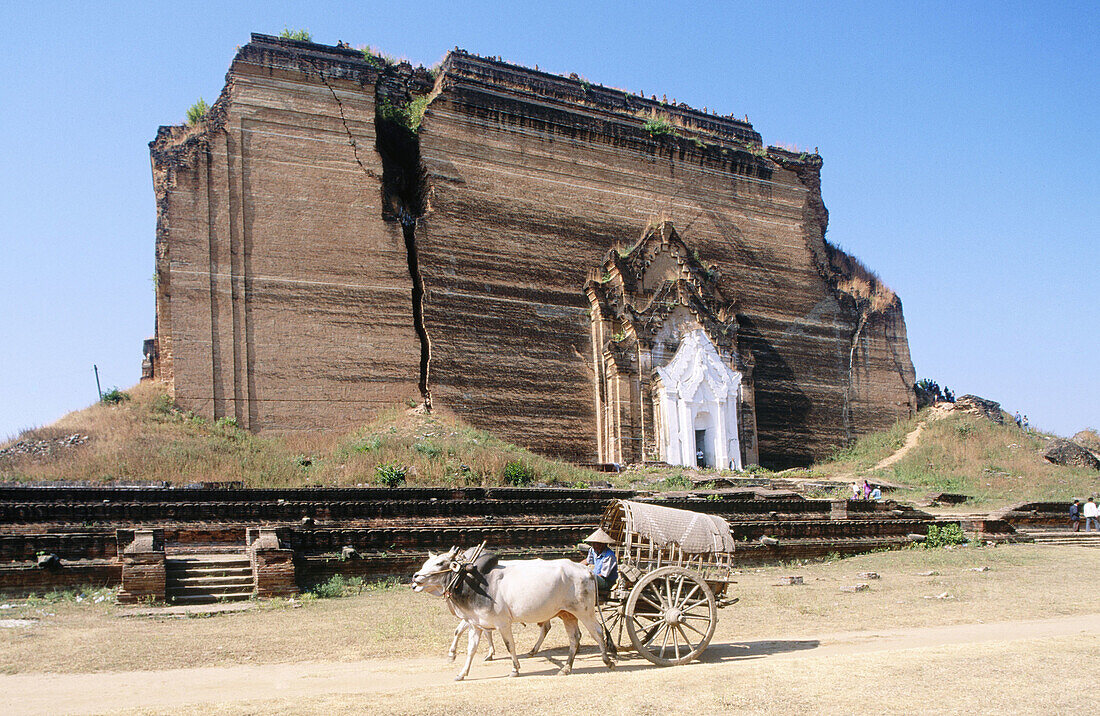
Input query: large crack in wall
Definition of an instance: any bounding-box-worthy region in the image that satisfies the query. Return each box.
[373,67,433,408]
[316,58,434,409]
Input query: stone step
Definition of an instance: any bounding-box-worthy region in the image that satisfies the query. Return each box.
[165,576,253,585]
[167,557,250,569]
[166,564,252,575]
[169,582,253,597]
[164,552,254,604]
[169,592,253,605]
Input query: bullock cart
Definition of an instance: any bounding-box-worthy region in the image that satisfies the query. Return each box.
[596,499,738,666]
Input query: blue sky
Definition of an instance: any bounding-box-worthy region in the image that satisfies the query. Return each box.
[1,1,1096,440]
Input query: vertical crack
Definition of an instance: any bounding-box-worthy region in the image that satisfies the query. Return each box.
[843,303,870,444]
[316,58,433,409]
[374,68,433,409]
[401,212,432,408]
[317,70,379,180]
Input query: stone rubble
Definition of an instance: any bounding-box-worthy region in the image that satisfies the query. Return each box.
[0,434,89,460]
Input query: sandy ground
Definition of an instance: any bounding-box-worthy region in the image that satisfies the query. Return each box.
[4,612,1099,716]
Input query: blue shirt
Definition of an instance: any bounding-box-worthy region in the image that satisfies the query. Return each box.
[587,546,618,581]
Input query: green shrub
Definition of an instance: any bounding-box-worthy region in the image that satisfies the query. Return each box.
[152,393,176,415]
[278,27,312,42]
[643,116,677,138]
[503,461,534,486]
[377,95,432,134]
[352,436,382,453]
[100,387,130,405]
[376,462,407,487]
[185,98,210,126]
[663,473,692,490]
[924,523,968,549]
[413,441,441,459]
[215,416,238,429]
[309,574,364,598]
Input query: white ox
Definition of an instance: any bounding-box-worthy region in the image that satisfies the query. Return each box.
[413,547,615,680]
[423,548,557,662]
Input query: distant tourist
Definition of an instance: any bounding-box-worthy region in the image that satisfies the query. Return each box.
[870,485,882,501]
[1014,412,1022,428]
[1084,498,1099,532]
[1070,500,1081,532]
[851,481,861,501]
[862,480,872,500]
[1022,415,1030,432]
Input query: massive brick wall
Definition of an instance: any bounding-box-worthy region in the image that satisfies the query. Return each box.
[416,52,915,465]
[151,37,421,431]
[151,34,916,466]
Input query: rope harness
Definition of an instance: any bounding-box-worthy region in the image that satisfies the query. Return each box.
[443,541,486,599]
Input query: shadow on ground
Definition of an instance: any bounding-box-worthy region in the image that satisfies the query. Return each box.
[460,639,821,679]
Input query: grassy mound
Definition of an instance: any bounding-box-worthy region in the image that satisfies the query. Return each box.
[814,408,1100,507]
[0,383,597,488]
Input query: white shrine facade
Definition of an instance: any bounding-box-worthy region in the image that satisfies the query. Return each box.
[654,330,744,470]
[585,221,758,468]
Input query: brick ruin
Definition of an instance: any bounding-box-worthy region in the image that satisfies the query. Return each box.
[149,34,917,469]
[0,485,1020,600]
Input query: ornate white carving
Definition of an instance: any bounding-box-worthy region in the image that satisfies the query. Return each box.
[654,330,743,470]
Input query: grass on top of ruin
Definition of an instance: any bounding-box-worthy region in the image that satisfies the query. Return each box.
[812,408,1099,507]
[0,382,598,489]
[0,542,1096,677]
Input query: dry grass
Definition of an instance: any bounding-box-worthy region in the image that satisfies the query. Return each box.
[2,544,1096,677]
[813,409,1100,507]
[881,415,1100,506]
[825,241,898,312]
[812,410,925,475]
[0,383,597,488]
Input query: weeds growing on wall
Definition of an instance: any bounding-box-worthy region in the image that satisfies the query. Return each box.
[643,115,678,138]
[377,96,432,135]
[278,27,312,42]
[185,98,209,126]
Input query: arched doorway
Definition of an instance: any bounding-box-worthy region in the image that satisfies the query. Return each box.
[693,410,715,468]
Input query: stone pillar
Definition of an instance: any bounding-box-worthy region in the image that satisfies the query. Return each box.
[677,394,692,465]
[116,529,166,604]
[714,399,728,470]
[247,528,298,598]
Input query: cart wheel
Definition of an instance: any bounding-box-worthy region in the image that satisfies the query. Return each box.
[625,566,717,666]
[597,599,626,649]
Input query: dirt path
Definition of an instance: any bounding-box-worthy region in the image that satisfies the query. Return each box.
[4,612,1099,716]
[831,405,951,483]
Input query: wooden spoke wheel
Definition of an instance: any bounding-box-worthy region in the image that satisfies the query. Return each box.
[597,598,627,649]
[625,566,717,666]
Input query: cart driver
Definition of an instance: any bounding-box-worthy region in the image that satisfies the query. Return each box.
[582,528,618,599]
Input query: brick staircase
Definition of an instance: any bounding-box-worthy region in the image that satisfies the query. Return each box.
[166,554,253,604]
[1016,528,1100,548]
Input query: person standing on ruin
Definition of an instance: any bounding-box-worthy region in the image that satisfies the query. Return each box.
[1070,500,1081,532]
[1022,415,1030,432]
[851,481,861,501]
[862,480,872,500]
[1083,497,1099,532]
[1014,412,1022,428]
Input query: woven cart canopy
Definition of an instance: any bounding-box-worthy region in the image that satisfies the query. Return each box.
[606,500,735,554]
